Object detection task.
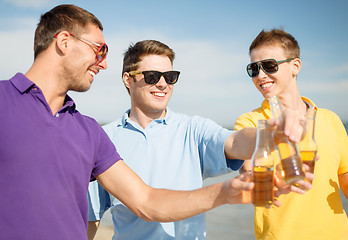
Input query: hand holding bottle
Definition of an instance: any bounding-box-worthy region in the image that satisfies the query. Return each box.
[268,98,307,143]
[269,96,305,184]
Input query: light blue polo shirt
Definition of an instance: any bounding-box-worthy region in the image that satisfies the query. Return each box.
[88,109,244,240]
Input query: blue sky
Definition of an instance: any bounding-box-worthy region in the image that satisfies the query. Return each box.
[1,0,347,127]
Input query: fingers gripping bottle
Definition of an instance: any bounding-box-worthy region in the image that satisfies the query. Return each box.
[252,120,274,207]
[269,96,305,184]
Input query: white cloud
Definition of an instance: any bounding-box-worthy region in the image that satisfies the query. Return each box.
[0,29,35,79]
[329,62,348,75]
[2,23,346,126]
[299,79,348,93]
[0,16,38,33]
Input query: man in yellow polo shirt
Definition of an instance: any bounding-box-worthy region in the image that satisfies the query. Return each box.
[234,28,348,240]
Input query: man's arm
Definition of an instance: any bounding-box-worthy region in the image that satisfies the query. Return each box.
[96,160,254,223]
[225,108,306,161]
[338,172,348,199]
[224,127,256,160]
[87,220,100,240]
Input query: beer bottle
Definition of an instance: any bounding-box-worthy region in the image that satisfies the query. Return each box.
[252,120,274,207]
[299,108,317,178]
[269,96,305,184]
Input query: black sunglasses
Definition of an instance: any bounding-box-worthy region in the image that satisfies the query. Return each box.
[246,58,295,77]
[129,70,180,85]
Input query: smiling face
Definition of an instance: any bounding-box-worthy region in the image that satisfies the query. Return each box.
[125,54,174,118]
[62,24,107,92]
[250,45,300,99]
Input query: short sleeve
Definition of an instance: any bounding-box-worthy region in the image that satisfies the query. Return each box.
[91,124,122,180]
[192,116,244,178]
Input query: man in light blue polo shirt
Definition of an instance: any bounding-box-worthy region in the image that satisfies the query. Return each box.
[87,40,312,240]
[91,111,242,239]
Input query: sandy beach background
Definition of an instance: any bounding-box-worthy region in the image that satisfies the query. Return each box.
[93,171,348,240]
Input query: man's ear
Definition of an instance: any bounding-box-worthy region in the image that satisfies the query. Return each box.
[54,31,70,56]
[123,72,133,90]
[292,58,301,77]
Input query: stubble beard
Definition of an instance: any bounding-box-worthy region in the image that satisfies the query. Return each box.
[60,64,91,93]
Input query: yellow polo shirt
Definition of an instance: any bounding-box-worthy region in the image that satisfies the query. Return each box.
[234,97,348,240]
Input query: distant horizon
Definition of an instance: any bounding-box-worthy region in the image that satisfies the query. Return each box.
[99,120,348,133]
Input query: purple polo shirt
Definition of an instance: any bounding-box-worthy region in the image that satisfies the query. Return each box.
[0,73,121,240]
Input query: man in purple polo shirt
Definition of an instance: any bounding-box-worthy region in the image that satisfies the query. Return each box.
[0,4,311,240]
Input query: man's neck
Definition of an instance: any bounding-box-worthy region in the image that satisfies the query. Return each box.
[25,60,67,116]
[128,107,166,129]
[278,90,307,118]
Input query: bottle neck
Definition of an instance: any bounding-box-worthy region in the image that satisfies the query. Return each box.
[253,120,274,167]
[255,120,268,148]
[269,96,284,126]
[303,108,316,140]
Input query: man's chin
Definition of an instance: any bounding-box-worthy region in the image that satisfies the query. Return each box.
[71,84,92,93]
[261,91,275,100]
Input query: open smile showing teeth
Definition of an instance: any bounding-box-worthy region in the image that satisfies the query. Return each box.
[153,92,165,97]
[260,82,273,90]
[88,70,96,77]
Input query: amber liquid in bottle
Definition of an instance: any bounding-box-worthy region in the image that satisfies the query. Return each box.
[252,120,274,207]
[253,165,274,207]
[269,96,305,184]
[299,108,318,178]
[300,150,317,174]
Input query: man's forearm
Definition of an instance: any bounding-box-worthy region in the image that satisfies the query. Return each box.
[97,161,253,223]
[225,128,257,160]
[139,183,226,222]
[135,176,253,222]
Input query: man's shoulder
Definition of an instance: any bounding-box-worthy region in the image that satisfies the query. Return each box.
[233,104,267,130]
[0,79,9,84]
[236,106,265,121]
[169,111,220,130]
[316,108,344,126]
[167,109,190,120]
[72,112,104,134]
[0,77,13,90]
[317,107,338,117]
[101,118,123,135]
[237,107,264,119]
[0,80,9,92]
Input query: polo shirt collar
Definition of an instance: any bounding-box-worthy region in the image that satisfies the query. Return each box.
[301,96,317,110]
[63,94,76,111]
[120,110,131,126]
[10,72,76,111]
[121,108,171,127]
[10,73,35,93]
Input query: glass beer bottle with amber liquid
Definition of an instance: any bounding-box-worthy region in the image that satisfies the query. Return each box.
[252,120,274,207]
[269,96,305,184]
[299,108,317,177]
